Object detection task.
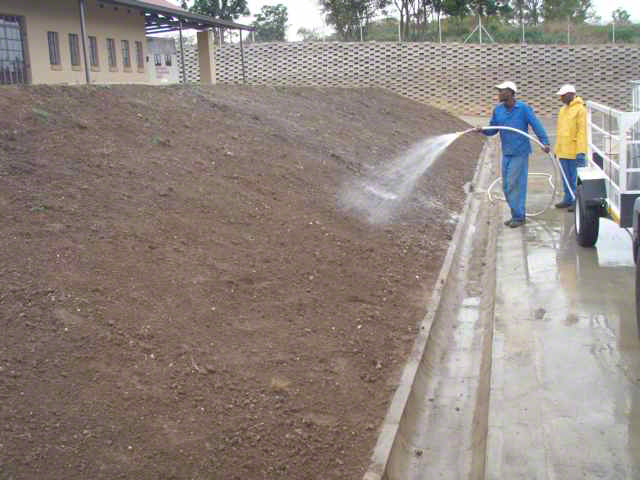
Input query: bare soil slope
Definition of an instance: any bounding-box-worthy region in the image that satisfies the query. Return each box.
[0,85,481,479]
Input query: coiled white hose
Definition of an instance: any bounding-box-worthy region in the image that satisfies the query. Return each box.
[459,126,575,217]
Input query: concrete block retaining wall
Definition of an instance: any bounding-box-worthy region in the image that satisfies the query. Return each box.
[179,42,640,116]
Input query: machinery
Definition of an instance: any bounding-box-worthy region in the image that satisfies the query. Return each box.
[574,81,640,328]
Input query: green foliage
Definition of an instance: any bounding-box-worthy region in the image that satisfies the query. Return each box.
[542,0,593,22]
[183,0,639,45]
[365,17,402,41]
[252,4,288,42]
[185,0,249,20]
[612,8,631,25]
[297,27,325,41]
[610,26,637,42]
[360,15,640,44]
[319,0,390,40]
[32,108,50,122]
[443,0,469,21]
[467,0,499,16]
[30,204,50,212]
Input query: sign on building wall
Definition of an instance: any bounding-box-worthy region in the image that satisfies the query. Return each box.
[147,37,179,85]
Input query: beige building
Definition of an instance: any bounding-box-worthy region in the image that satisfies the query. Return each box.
[0,0,251,85]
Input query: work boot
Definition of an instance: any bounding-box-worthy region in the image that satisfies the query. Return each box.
[567,203,575,212]
[504,219,513,226]
[510,218,526,228]
[555,201,571,209]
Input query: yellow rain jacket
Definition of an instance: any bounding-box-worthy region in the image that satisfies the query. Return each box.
[554,96,587,159]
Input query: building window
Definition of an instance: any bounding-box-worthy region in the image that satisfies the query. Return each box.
[135,41,143,69]
[106,38,116,69]
[154,54,162,66]
[47,31,60,65]
[89,36,99,67]
[0,15,27,85]
[68,33,80,67]
[165,54,172,66]
[121,40,130,68]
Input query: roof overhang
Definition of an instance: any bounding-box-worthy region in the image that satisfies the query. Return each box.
[97,0,254,35]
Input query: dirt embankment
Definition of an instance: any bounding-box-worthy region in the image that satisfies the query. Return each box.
[0,84,481,479]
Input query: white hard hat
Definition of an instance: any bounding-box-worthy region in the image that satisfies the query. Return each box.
[556,84,576,95]
[495,81,517,93]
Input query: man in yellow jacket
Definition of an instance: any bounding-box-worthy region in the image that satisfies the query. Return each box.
[554,84,587,212]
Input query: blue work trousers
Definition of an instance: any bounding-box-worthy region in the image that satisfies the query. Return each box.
[502,154,529,221]
[559,158,577,205]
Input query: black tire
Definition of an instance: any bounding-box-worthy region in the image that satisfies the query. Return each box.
[575,184,599,247]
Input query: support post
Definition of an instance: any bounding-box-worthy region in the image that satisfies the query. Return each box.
[197,29,216,84]
[179,20,186,83]
[78,0,91,84]
[463,24,479,44]
[239,29,246,84]
[612,20,616,44]
[586,106,592,167]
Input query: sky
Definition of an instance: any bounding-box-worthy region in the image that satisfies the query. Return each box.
[245,0,331,41]
[167,0,640,41]
[590,0,640,22]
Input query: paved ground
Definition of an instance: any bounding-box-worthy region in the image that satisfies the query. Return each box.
[487,117,640,479]
[371,115,640,480]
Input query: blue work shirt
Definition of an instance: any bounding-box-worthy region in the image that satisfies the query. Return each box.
[483,100,549,156]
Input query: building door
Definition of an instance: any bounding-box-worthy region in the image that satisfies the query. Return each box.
[0,15,27,85]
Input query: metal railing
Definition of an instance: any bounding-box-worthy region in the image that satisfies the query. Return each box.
[587,100,640,218]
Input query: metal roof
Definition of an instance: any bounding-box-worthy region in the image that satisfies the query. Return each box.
[97,0,254,34]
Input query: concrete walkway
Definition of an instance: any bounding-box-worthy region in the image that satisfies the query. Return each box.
[486,118,640,479]
[365,116,640,480]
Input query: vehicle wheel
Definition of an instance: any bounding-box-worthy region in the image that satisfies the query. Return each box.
[575,184,599,247]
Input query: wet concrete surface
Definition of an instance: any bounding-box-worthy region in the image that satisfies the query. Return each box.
[384,144,497,480]
[364,131,499,480]
[487,118,640,479]
[365,117,640,480]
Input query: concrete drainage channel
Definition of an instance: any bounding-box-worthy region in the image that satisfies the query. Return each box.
[364,138,500,480]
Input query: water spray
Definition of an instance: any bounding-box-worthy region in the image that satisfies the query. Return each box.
[340,132,463,224]
[340,125,570,224]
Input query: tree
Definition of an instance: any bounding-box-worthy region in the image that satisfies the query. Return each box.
[443,0,469,22]
[467,0,499,17]
[391,0,415,40]
[523,0,542,24]
[252,4,288,42]
[297,27,324,41]
[542,0,593,23]
[612,7,631,25]
[185,0,249,21]
[320,0,390,41]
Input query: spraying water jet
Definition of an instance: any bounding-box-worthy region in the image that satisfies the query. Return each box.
[339,132,463,223]
[340,125,568,224]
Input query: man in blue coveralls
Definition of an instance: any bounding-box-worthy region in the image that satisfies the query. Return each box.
[478,81,551,228]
